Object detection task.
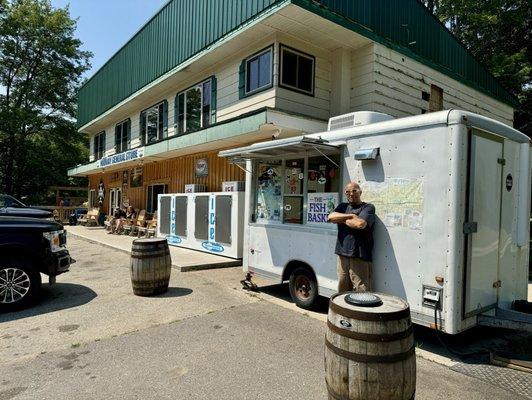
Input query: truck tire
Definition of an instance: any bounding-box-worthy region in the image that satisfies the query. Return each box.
[289,267,318,310]
[0,257,42,312]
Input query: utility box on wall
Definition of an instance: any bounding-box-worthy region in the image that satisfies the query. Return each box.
[157,192,245,259]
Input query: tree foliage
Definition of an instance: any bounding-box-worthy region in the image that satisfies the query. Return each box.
[423,0,531,136]
[0,0,91,203]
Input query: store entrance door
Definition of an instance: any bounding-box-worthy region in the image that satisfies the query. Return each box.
[109,187,122,213]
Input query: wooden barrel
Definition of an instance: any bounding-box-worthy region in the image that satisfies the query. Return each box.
[130,238,172,296]
[325,292,416,400]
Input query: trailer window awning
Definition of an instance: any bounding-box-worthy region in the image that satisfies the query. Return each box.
[219,136,340,163]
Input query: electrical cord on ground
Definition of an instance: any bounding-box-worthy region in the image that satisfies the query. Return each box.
[433,299,491,359]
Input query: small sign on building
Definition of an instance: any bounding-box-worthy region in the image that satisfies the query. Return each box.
[195,158,208,178]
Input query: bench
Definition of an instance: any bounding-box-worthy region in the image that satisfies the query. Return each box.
[139,212,157,238]
[129,210,147,236]
[79,208,99,226]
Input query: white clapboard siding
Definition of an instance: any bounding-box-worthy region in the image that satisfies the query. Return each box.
[88,139,95,162]
[375,44,511,113]
[130,114,140,144]
[373,44,513,125]
[350,44,376,111]
[275,89,330,121]
[218,89,277,121]
[373,58,511,121]
[105,132,115,156]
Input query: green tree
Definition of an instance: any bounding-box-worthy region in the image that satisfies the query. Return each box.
[0,0,91,203]
[423,0,531,136]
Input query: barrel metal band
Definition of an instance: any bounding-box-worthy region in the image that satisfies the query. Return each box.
[131,251,170,259]
[325,339,415,363]
[327,320,413,342]
[325,382,350,400]
[329,297,410,321]
[326,382,415,400]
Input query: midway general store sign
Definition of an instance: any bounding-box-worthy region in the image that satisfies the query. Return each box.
[97,147,145,168]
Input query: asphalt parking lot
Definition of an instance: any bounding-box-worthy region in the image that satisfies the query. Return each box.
[0,236,530,400]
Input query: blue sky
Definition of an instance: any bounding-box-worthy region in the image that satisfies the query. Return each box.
[50,0,168,79]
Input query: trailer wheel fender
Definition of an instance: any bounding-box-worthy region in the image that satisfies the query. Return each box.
[282,260,316,283]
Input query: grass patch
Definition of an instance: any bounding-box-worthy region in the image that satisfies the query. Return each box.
[71,343,80,348]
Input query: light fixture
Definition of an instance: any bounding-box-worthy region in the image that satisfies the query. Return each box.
[354,148,379,160]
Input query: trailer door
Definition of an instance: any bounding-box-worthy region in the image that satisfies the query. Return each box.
[464,131,503,316]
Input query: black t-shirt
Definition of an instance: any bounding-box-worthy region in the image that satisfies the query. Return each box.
[334,202,375,261]
[113,208,126,218]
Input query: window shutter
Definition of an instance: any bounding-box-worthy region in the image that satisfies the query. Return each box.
[238,60,246,99]
[93,135,97,158]
[114,125,120,153]
[210,76,217,125]
[174,94,178,130]
[127,119,131,149]
[140,111,146,146]
[163,100,169,138]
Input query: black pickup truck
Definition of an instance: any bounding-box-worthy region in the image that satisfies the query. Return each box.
[0,194,53,219]
[0,216,72,311]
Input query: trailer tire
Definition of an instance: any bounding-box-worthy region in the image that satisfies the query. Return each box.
[289,267,318,310]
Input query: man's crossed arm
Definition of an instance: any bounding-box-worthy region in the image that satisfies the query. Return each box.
[327,212,367,229]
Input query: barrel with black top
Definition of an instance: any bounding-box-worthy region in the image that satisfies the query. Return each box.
[130,238,171,296]
[325,292,416,400]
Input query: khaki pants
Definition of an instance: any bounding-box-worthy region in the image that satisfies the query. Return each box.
[337,255,372,293]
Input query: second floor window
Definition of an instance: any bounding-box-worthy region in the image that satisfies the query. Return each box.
[176,78,214,135]
[240,47,272,97]
[94,131,105,160]
[280,45,315,96]
[115,119,130,153]
[140,101,168,145]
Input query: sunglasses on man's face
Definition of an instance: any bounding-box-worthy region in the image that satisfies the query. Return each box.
[345,189,360,194]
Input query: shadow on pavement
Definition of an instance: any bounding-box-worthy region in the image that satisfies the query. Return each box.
[251,282,330,314]
[414,324,532,364]
[251,282,532,365]
[0,283,97,323]
[155,287,193,298]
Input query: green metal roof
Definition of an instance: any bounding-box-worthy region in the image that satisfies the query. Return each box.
[77,0,517,129]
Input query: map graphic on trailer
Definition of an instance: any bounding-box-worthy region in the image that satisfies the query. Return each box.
[361,178,424,230]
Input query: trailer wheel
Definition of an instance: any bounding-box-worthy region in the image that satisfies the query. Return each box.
[289,267,318,309]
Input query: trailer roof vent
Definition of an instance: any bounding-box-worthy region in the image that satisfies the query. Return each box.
[327,112,394,131]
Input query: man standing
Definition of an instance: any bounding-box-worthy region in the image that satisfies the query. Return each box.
[328,182,375,292]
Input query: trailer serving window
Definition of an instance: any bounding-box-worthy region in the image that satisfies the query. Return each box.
[254,153,340,226]
[219,136,341,227]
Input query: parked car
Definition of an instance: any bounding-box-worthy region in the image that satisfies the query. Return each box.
[0,194,53,219]
[0,216,72,311]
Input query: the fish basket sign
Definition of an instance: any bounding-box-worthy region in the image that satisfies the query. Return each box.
[96,147,145,168]
[307,193,338,224]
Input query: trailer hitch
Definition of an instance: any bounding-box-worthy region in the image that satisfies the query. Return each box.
[240,272,258,292]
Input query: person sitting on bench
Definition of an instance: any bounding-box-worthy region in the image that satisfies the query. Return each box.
[114,206,136,234]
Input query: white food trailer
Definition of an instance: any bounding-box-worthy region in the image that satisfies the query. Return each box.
[219,110,531,334]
